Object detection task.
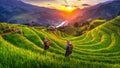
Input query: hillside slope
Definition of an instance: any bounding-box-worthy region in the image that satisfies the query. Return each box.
[0,0,66,26]
[0,16,120,68]
[75,0,120,24]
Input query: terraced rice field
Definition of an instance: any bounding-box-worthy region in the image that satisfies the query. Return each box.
[0,16,120,68]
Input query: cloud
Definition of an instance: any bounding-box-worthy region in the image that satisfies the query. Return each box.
[82,4,90,6]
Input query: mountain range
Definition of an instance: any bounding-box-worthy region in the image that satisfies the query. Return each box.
[0,0,67,26]
[0,0,120,26]
[75,0,120,25]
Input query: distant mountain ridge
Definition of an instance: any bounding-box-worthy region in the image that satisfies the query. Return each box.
[0,0,120,26]
[74,0,120,25]
[0,0,66,26]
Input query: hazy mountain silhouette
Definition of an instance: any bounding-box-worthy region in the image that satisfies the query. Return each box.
[0,0,120,26]
[75,0,120,24]
[0,0,66,26]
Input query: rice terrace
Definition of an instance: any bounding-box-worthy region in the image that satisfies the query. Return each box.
[0,0,120,68]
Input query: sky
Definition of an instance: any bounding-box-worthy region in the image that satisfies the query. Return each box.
[21,0,110,9]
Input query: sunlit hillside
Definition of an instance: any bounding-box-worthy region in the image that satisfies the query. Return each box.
[0,16,120,68]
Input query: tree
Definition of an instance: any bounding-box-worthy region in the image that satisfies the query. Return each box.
[74,22,79,28]
[97,17,104,20]
[117,11,120,16]
[30,21,35,26]
[75,29,82,36]
[88,24,94,30]
[46,24,51,27]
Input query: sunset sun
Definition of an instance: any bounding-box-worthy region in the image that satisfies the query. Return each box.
[58,6,76,12]
[67,6,76,12]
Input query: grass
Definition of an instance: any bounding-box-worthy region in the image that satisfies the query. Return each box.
[0,16,120,68]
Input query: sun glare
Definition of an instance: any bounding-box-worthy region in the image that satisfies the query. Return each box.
[58,6,76,12]
[67,6,75,12]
